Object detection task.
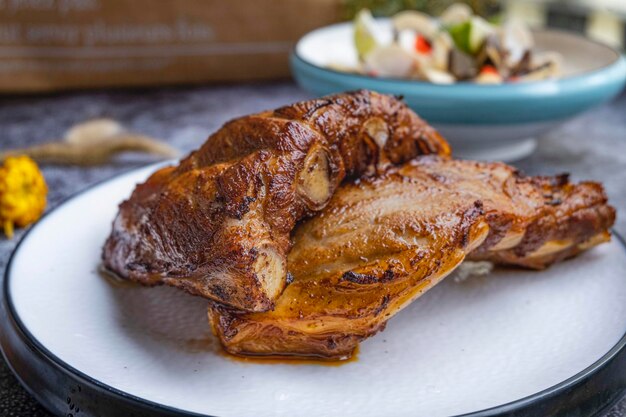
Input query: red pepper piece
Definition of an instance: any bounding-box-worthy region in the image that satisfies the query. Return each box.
[480,65,499,76]
[415,35,432,54]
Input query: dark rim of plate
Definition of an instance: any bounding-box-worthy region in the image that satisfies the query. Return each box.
[2,162,626,417]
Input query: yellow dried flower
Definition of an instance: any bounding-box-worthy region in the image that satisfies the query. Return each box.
[0,156,47,238]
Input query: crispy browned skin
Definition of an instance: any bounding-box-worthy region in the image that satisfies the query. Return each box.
[209,157,614,359]
[102,91,450,311]
[209,165,490,359]
[410,157,616,269]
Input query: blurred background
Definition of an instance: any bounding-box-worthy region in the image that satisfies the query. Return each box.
[0,0,623,94]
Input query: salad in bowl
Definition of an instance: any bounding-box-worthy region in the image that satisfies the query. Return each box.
[335,3,562,84]
[291,4,626,161]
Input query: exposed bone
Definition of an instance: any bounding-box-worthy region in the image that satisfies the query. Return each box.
[527,231,611,260]
[492,232,611,270]
[527,239,573,258]
[296,146,333,210]
[253,244,287,300]
[489,230,525,251]
[363,117,390,149]
[577,231,611,251]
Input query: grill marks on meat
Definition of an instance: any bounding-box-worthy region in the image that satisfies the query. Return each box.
[102,91,450,311]
[209,157,614,359]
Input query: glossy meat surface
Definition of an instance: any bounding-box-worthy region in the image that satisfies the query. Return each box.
[210,163,490,359]
[210,157,614,359]
[102,91,450,311]
[410,157,615,268]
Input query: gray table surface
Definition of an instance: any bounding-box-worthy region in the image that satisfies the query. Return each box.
[0,82,624,416]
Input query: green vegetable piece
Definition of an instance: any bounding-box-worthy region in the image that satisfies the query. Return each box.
[448,17,493,56]
[448,21,472,55]
[354,9,378,61]
[468,16,493,55]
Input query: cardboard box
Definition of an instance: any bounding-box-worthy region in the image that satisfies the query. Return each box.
[0,0,342,92]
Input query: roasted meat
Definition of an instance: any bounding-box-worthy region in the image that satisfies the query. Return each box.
[209,157,614,359]
[102,91,450,311]
[411,157,615,269]
[101,88,615,360]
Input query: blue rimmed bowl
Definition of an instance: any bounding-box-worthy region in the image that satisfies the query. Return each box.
[291,20,626,161]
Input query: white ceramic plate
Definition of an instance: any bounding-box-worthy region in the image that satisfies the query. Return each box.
[3,164,626,417]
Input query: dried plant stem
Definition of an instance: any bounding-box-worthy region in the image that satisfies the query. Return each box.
[0,134,179,166]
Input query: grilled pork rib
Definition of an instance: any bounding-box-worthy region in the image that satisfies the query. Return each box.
[411,157,615,269]
[101,90,614,360]
[209,157,614,359]
[102,91,449,311]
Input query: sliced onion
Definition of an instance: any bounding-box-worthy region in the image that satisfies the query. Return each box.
[392,10,440,39]
[364,45,416,78]
[500,20,534,68]
[432,31,454,71]
[397,29,419,52]
[469,16,495,54]
[420,67,456,84]
[440,3,473,27]
[354,9,380,60]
